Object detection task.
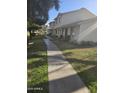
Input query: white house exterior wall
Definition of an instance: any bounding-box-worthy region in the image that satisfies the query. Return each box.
[67,28,71,35]
[77,18,97,44]
[81,28,97,42]
[57,8,96,28]
[70,26,80,42]
[49,8,97,44]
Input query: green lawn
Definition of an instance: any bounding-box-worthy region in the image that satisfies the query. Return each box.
[52,37,97,93]
[27,36,48,93]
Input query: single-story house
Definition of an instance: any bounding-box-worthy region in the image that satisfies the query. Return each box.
[48,8,97,44]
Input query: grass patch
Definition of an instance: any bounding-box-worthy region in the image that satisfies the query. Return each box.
[27,36,48,93]
[51,37,97,93]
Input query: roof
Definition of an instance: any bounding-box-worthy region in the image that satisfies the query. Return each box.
[54,17,97,28]
[54,8,96,20]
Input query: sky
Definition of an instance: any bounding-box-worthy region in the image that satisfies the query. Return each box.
[47,0,97,24]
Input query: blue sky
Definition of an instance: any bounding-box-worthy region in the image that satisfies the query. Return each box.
[47,0,97,23]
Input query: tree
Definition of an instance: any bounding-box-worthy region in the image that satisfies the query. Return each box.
[27,20,42,39]
[27,0,60,25]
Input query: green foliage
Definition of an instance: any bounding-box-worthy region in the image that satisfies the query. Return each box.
[27,0,60,25]
[89,82,97,93]
[27,20,42,31]
[27,36,48,93]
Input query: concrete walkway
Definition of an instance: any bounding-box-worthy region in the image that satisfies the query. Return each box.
[44,39,90,93]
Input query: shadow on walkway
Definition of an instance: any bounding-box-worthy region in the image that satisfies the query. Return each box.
[28,66,95,93]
